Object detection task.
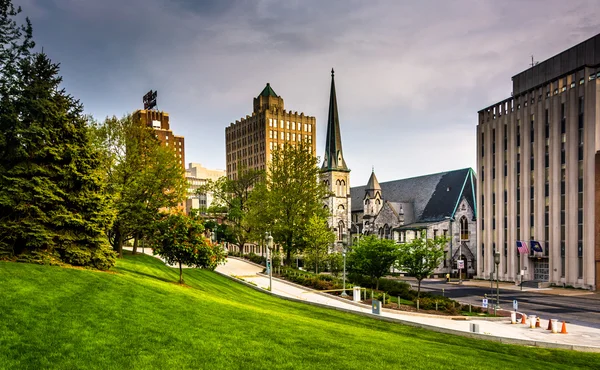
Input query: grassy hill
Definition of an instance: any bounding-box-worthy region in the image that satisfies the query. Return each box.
[1,253,598,369]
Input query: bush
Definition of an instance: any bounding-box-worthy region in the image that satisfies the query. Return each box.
[347,272,411,297]
[245,253,266,266]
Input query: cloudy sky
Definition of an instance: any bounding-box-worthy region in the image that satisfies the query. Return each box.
[15,0,600,186]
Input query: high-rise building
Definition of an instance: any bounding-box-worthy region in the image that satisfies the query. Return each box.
[477,33,600,290]
[320,69,351,243]
[132,109,185,169]
[225,84,317,180]
[185,163,226,214]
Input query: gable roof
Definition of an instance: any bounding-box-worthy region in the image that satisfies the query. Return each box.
[351,168,477,223]
[258,83,278,98]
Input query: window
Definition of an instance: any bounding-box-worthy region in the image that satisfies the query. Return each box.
[280,120,284,128]
[269,118,273,127]
[338,221,345,241]
[286,121,290,129]
[460,216,469,240]
[292,122,295,130]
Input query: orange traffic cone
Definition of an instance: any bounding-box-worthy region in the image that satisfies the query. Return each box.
[546,319,552,331]
[535,317,541,328]
[560,321,568,334]
[521,314,527,324]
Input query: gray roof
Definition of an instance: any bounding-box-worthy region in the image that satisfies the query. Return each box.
[351,168,476,223]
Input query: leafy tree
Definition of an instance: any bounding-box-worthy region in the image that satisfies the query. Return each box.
[327,252,343,277]
[199,168,263,252]
[92,115,186,257]
[349,235,398,290]
[253,143,330,265]
[396,236,447,299]
[151,213,226,284]
[302,214,335,273]
[0,52,116,268]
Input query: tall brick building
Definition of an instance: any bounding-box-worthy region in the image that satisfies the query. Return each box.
[225,84,317,180]
[478,33,600,290]
[132,109,185,169]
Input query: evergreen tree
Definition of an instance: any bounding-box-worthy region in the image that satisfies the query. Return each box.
[0,52,116,269]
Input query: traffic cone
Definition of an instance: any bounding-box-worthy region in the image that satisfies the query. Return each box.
[546,319,552,331]
[560,321,568,334]
[535,317,541,328]
[521,314,527,324]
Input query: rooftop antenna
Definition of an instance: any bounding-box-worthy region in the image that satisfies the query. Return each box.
[531,55,539,68]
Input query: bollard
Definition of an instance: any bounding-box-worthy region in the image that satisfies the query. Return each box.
[470,323,479,333]
[383,293,386,305]
[510,312,517,324]
[551,319,558,334]
[529,315,536,328]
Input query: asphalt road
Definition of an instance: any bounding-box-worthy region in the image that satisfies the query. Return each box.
[414,280,600,329]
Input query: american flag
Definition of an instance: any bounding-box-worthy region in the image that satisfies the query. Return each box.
[517,240,529,254]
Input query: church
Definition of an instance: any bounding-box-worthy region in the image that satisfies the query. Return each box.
[319,69,477,277]
[350,169,478,277]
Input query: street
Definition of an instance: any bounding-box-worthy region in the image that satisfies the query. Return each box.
[415,280,600,328]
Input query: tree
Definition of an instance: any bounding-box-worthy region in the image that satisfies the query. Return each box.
[327,252,343,277]
[349,235,398,290]
[396,236,447,299]
[0,0,34,96]
[91,115,186,258]
[253,143,330,264]
[302,214,335,273]
[199,168,263,251]
[0,52,116,269]
[151,213,226,284]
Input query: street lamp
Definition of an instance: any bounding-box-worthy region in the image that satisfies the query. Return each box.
[494,252,501,316]
[265,232,273,292]
[341,232,348,297]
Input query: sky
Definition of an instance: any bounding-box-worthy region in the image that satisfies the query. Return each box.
[14,0,600,186]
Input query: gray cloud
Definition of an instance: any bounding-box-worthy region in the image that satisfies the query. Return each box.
[14,0,600,185]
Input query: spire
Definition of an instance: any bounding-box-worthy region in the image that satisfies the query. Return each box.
[258,83,278,98]
[321,68,348,172]
[366,170,381,191]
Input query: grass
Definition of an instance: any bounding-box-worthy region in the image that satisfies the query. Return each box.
[1,253,599,369]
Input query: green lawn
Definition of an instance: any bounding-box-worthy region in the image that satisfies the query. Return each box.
[1,254,598,369]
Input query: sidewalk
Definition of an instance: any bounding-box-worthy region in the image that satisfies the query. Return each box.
[217,258,600,352]
[455,279,598,297]
[129,249,600,352]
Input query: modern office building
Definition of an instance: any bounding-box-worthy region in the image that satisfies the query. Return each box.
[185,163,226,214]
[132,109,185,170]
[225,83,317,180]
[477,33,600,290]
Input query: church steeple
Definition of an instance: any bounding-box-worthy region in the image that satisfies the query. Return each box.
[322,68,348,172]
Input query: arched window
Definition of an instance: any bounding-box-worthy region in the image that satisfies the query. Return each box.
[378,227,384,238]
[340,180,346,196]
[338,204,345,210]
[338,221,345,241]
[336,180,341,196]
[384,224,390,239]
[460,216,469,240]
[376,199,381,205]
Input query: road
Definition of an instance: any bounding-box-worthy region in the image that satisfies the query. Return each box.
[415,280,600,328]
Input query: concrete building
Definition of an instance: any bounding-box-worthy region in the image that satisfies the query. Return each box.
[132,109,185,169]
[321,69,351,243]
[225,83,317,180]
[477,33,600,290]
[185,163,226,215]
[350,168,477,277]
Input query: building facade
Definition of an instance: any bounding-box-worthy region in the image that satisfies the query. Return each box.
[185,163,226,215]
[320,69,351,243]
[477,33,600,290]
[351,168,477,277]
[132,109,185,169]
[225,84,317,180]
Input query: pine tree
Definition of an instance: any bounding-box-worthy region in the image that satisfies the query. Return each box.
[0,52,116,269]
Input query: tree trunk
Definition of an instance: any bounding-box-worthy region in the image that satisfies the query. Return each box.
[132,233,139,255]
[286,248,291,266]
[116,230,123,259]
[179,261,183,284]
[417,279,422,299]
[376,277,380,290]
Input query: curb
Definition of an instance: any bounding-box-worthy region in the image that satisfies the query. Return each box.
[216,270,600,353]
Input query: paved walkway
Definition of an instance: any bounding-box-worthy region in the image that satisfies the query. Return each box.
[217,258,600,351]
[127,249,600,351]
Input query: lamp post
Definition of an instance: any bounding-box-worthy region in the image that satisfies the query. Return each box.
[458,238,463,285]
[265,232,273,292]
[341,232,348,297]
[494,252,500,316]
